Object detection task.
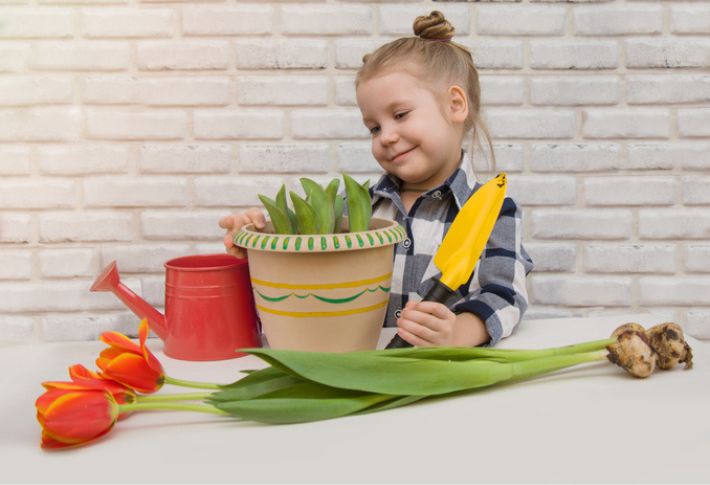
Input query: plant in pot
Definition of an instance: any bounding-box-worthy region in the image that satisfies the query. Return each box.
[234,174,405,352]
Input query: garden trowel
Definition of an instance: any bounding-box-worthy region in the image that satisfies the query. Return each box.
[386,173,508,349]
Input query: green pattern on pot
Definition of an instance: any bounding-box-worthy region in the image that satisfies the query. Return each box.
[255,285,391,304]
[234,218,405,254]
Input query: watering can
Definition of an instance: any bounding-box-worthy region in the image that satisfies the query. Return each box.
[91,254,261,361]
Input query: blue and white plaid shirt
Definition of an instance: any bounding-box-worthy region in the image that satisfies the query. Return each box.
[369,151,534,346]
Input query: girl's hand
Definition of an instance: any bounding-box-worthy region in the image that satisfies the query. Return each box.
[218,208,266,259]
[395,300,457,347]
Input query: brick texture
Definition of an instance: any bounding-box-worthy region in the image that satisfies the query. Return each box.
[0,0,708,342]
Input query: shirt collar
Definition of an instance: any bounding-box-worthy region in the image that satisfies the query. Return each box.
[370,150,478,210]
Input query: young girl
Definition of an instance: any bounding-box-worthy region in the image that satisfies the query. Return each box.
[220,11,533,348]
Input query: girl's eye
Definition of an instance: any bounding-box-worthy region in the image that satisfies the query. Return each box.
[394,111,409,120]
[369,126,380,135]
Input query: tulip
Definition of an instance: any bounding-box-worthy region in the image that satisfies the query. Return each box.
[36,388,118,449]
[43,365,137,421]
[97,319,165,394]
[68,364,136,405]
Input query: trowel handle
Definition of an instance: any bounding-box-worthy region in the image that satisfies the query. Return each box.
[384,333,411,349]
[384,279,456,349]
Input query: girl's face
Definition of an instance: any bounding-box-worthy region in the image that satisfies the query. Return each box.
[356,68,466,189]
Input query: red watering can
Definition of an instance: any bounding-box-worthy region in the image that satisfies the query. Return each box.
[91,254,261,361]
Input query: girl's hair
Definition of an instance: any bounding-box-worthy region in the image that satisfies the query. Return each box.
[356,11,496,174]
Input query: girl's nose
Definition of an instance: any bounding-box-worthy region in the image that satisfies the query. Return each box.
[380,127,399,146]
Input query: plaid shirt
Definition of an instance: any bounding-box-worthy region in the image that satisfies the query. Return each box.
[368,151,534,346]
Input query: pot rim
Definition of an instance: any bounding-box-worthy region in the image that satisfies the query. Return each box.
[234,217,406,253]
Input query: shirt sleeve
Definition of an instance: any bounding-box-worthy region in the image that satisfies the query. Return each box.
[451,196,534,346]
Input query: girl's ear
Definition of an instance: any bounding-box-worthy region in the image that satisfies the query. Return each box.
[447,85,468,124]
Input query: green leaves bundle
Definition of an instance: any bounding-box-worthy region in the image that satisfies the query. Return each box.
[258,174,371,235]
[206,339,617,424]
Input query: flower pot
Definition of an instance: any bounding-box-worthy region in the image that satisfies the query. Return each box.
[235,217,406,352]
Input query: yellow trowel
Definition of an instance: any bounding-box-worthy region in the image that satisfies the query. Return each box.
[386,173,508,349]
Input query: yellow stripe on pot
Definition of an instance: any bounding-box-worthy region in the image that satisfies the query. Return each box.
[251,272,392,290]
[256,300,388,318]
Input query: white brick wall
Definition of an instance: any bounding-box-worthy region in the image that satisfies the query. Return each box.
[0,0,709,343]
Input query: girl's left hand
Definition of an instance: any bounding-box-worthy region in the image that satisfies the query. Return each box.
[395,300,457,347]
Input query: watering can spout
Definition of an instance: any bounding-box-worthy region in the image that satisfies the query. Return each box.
[90,261,168,340]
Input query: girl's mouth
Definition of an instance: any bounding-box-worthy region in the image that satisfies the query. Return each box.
[390,147,416,163]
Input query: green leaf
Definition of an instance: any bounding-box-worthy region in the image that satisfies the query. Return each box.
[258,194,293,234]
[343,173,372,233]
[357,394,425,415]
[274,184,298,232]
[325,178,340,205]
[240,348,513,396]
[241,347,609,397]
[333,195,344,233]
[371,338,615,363]
[222,366,285,388]
[300,178,334,234]
[212,375,304,401]
[289,191,318,235]
[210,380,393,424]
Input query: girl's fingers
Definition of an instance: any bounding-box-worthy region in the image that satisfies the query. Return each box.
[396,326,431,347]
[397,317,438,343]
[245,208,266,230]
[413,301,453,320]
[230,247,246,259]
[218,214,235,230]
[400,307,444,332]
[223,233,235,249]
[219,208,264,258]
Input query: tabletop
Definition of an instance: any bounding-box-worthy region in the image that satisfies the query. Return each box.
[1,313,708,484]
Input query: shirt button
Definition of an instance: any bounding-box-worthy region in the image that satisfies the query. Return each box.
[401,238,411,248]
[432,190,442,199]
[394,309,402,319]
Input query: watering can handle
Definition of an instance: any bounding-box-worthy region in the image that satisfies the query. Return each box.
[384,280,455,349]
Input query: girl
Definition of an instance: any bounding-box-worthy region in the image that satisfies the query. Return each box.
[220,11,533,348]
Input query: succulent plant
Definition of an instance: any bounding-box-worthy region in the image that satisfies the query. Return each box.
[257,174,372,235]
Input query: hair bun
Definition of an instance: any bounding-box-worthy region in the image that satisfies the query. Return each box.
[413,11,455,40]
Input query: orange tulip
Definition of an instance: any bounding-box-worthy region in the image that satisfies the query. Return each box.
[67,364,136,406]
[97,319,164,394]
[36,388,118,449]
[42,365,137,420]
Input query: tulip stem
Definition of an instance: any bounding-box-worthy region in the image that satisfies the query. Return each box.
[119,402,229,416]
[163,375,222,390]
[136,392,212,403]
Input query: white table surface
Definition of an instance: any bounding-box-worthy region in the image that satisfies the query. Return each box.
[1,313,708,484]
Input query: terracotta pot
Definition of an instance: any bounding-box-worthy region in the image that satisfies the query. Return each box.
[235,217,406,352]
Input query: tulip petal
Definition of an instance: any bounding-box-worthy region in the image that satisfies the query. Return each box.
[42,381,84,391]
[41,391,117,443]
[136,319,163,372]
[138,319,163,374]
[41,430,74,449]
[69,364,102,381]
[99,346,128,362]
[101,353,162,394]
[99,331,141,354]
[140,340,163,375]
[36,389,65,415]
[96,356,111,371]
[138,318,149,345]
[41,425,114,450]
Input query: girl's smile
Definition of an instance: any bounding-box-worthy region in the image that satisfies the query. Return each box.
[390,146,417,164]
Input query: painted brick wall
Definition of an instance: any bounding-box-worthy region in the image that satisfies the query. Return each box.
[0,0,709,342]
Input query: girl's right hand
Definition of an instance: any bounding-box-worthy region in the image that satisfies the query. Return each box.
[218,207,266,259]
